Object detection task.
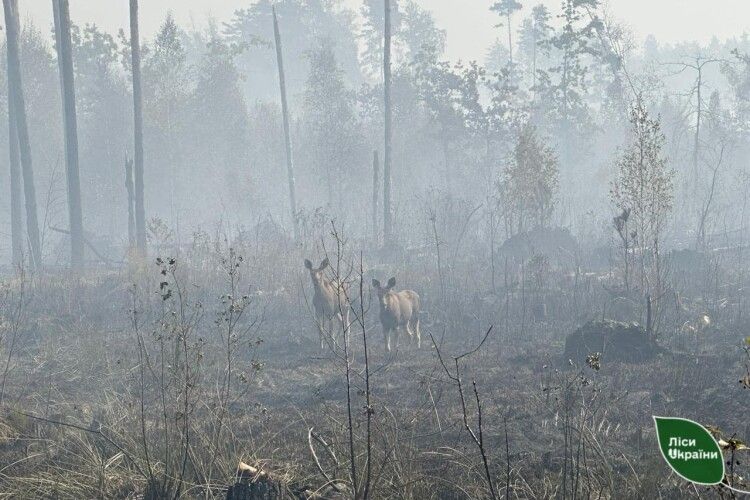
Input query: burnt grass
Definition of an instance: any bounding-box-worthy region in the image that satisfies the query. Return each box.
[0,246,748,499]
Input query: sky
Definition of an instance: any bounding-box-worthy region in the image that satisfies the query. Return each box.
[17,0,750,63]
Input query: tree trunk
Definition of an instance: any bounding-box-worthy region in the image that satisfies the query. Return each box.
[645,294,653,341]
[3,0,41,270]
[130,0,146,253]
[531,24,537,95]
[125,157,135,249]
[53,0,84,269]
[692,67,702,192]
[7,79,22,267]
[372,150,380,245]
[383,0,393,246]
[507,13,513,66]
[272,6,298,240]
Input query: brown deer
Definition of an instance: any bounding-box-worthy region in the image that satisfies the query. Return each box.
[372,277,420,351]
[304,258,349,348]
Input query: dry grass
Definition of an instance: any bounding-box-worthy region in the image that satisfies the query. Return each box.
[0,230,747,499]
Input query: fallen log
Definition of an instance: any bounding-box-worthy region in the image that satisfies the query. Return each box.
[48,225,120,265]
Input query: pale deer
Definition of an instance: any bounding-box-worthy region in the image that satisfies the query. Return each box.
[372,277,421,351]
[304,258,350,348]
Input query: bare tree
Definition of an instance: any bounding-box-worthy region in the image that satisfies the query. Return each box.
[130,0,146,253]
[695,141,726,249]
[663,55,722,192]
[53,0,84,268]
[431,327,498,500]
[3,0,41,270]
[273,6,299,241]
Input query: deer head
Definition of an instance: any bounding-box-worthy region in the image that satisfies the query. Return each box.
[372,277,396,306]
[304,258,330,288]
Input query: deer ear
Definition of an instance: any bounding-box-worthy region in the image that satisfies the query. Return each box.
[387,277,396,289]
[304,259,313,269]
[372,279,381,289]
[319,258,329,270]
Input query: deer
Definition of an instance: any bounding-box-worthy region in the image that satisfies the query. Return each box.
[304,257,350,349]
[372,277,421,352]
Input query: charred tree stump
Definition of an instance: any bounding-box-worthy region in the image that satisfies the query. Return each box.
[226,463,284,500]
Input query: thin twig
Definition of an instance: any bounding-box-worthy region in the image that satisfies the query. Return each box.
[308,427,342,492]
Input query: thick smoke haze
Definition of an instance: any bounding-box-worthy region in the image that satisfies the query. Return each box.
[2,1,750,498]
[21,1,750,63]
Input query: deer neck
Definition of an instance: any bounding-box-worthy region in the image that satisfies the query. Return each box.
[381,292,396,311]
[313,278,332,294]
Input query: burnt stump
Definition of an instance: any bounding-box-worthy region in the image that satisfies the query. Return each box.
[563,319,660,365]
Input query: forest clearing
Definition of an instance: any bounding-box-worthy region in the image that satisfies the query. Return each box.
[1,0,750,498]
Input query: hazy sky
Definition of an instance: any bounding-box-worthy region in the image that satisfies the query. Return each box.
[18,0,750,62]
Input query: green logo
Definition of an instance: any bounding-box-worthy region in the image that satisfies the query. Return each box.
[653,416,724,485]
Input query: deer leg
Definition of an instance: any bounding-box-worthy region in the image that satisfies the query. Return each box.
[413,316,421,348]
[394,325,400,349]
[384,326,391,352]
[405,321,414,345]
[316,313,325,350]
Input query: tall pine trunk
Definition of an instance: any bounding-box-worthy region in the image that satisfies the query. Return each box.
[53,0,84,268]
[3,0,41,270]
[7,86,22,267]
[130,0,146,253]
[383,0,393,246]
[272,6,298,240]
[125,157,135,249]
[372,150,380,245]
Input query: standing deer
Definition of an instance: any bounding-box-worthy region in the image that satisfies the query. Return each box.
[304,258,349,348]
[372,277,420,351]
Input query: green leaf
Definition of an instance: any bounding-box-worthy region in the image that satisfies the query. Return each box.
[653,416,724,485]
